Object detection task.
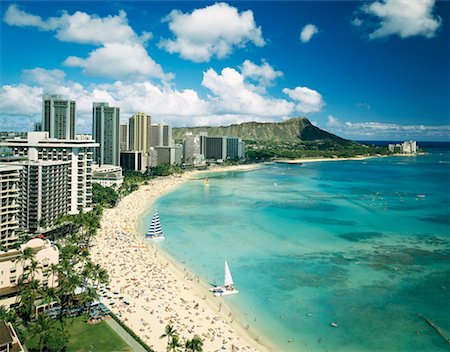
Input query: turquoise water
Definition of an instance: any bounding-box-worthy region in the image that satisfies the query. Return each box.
[139,150,450,351]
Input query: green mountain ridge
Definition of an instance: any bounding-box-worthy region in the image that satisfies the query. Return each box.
[173,117,355,145]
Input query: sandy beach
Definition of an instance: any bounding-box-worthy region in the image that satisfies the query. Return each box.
[90,164,272,352]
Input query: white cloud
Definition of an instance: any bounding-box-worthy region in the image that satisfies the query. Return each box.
[326,115,450,138]
[64,43,170,80]
[3,5,170,80]
[0,84,43,116]
[159,3,265,62]
[240,59,283,88]
[282,86,325,113]
[202,67,294,117]
[300,24,318,43]
[51,10,137,45]
[360,0,441,39]
[1,66,327,130]
[3,4,52,30]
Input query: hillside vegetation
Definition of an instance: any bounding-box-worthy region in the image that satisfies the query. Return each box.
[173,117,354,145]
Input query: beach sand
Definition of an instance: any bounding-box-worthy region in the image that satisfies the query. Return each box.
[91,164,272,352]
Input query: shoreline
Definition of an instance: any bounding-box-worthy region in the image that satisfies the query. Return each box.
[91,164,273,352]
[273,152,422,165]
[273,155,385,164]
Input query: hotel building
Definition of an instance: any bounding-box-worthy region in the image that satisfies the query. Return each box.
[0,238,59,309]
[0,165,20,247]
[92,103,120,166]
[129,113,152,152]
[150,123,173,147]
[119,124,129,151]
[92,164,124,189]
[9,158,70,234]
[42,95,76,140]
[0,132,98,214]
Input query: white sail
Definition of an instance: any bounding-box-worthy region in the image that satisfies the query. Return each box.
[224,260,234,287]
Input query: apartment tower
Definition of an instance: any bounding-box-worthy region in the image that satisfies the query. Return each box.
[42,95,76,139]
[92,102,120,166]
[0,165,21,247]
[129,113,151,152]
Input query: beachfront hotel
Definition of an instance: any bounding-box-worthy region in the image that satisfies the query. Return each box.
[182,133,245,164]
[388,140,418,154]
[0,165,21,247]
[0,132,98,214]
[42,95,76,140]
[129,112,152,152]
[92,103,120,166]
[119,124,129,151]
[8,158,70,234]
[0,238,59,309]
[92,164,124,189]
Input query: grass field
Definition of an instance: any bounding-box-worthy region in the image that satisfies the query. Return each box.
[66,316,132,352]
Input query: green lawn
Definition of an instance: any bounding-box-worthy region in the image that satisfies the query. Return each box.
[66,316,132,352]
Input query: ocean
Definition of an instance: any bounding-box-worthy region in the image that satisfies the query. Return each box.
[139,144,450,351]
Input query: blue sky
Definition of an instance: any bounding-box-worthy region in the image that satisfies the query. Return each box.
[0,1,448,141]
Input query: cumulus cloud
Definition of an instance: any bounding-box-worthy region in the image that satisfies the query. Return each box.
[64,42,170,80]
[3,5,170,80]
[1,67,292,130]
[326,115,450,138]
[300,24,318,43]
[3,4,52,30]
[240,59,283,88]
[358,0,441,39]
[202,67,293,116]
[282,86,324,113]
[159,3,265,62]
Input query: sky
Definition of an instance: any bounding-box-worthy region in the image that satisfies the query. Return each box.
[0,0,448,141]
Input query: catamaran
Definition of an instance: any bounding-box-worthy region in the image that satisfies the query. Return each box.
[146,210,165,240]
[210,260,239,297]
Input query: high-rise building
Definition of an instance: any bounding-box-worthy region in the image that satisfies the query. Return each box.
[0,165,21,247]
[119,124,129,151]
[42,95,76,140]
[205,136,227,161]
[226,136,245,160]
[183,133,201,165]
[0,132,98,214]
[92,102,120,166]
[129,113,151,152]
[150,123,173,147]
[9,157,70,234]
[120,151,148,172]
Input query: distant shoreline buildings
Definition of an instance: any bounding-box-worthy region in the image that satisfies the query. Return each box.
[388,140,418,154]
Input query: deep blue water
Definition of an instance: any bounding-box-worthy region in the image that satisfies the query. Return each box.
[140,150,450,351]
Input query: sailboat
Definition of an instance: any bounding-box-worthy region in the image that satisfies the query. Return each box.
[210,260,239,297]
[146,210,165,240]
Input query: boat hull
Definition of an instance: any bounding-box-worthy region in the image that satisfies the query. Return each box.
[210,286,239,297]
[145,235,165,241]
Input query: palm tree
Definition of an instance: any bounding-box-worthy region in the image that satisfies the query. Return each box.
[28,260,41,281]
[160,324,178,345]
[47,263,60,287]
[185,336,203,352]
[0,306,15,323]
[16,246,35,275]
[167,335,181,352]
[28,313,54,352]
[81,286,99,316]
[40,287,60,313]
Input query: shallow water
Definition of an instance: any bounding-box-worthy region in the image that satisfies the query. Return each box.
[139,149,450,351]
